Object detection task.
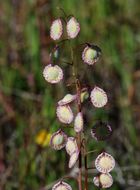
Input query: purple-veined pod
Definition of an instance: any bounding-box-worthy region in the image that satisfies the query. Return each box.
[43,64,63,84]
[50,19,63,40]
[56,105,74,124]
[50,129,67,150]
[90,86,108,108]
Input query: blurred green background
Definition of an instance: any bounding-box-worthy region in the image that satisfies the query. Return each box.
[0,0,140,189]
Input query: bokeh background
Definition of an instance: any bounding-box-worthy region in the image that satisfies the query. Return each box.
[0,0,140,189]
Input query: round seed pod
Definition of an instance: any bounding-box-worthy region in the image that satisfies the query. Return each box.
[74,112,84,133]
[95,152,115,173]
[69,150,79,168]
[82,44,101,65]
[65,137,78,155]
[52,181,72,190]
[93,173,113,188]
[50,129,67,150]
[58,94,77,106]
[56,105,74,124]
[43,64,63,84]
[66,17,80,39]
[90,87,108,108]
[91,121,112,141]
[50,19,63,40]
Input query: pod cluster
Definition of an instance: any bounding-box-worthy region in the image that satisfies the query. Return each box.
[43,14,115,190]
[93,152,115,188]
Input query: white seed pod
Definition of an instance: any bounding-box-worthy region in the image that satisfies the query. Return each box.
[90,87,108,108]
[43,64,63,84]
[56,105,74,124]
[50,130,67,150]
[82,45,101,65]
[58,94,77,106]
[69,150,79,168]
[66,17,80,39]
[50,19,63,40]
[65,137,78,155]
[93,173,113,188]
[52,181,72,190]
[95,152,115,173]
[74,112,84,133]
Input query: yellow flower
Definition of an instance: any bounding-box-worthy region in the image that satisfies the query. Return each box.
[35,129,51,147]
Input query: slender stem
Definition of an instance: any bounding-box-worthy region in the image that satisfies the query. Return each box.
[76,80,82,190]
[69,40,82,190]
[87,167,95,170]
[85,150,98,155]
[62,175,78,182]
[57,7,68,19]
[83,139,88,190]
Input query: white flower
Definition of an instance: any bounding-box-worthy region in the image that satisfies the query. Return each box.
[50,19,63,40]
[90,87,108,108]
[43,64,63,84]
[66,17,80,39]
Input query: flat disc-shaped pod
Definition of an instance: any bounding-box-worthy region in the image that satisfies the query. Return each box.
[58,94,77,106]
[91,122,112,141]
[69,150,79,168]
[52,181,72,190]
[74,112,84,133]
[93,173,113,188]
[65,137,78,155]
[95,152,115,173]
[50,19,63,40]
[66,17,80,39]
[82,44,101,65]
[90,87,108,108]
[50,130,67,150]
[56,105,74,124]
[43,64,63,84]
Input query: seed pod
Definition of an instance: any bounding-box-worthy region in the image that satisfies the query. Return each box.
[52,181,72,190]
[91,121,112,141]
[90,87,108,108]
[58,94,77,106]
[66,17,80,39]
[82,44,101,65]
[95,152,115,173]
[50,19,63,40]
[65,137,78,155]
[93,173,113,188]
[80,91,89,103]
[50,129,67,150]
[74,112,84,133]
[43,64,63,84]
[69,150,79,168]
[56,105,74,124]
